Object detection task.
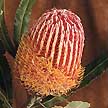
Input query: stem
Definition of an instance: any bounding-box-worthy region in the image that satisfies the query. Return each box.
[0,91,12,108]
[26,96,47,108]
[38,101,47,108]
[27,96,37,108]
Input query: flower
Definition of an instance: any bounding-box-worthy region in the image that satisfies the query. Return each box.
[14,8,85,96]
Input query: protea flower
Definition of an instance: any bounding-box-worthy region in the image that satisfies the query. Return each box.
[14,8,85,96]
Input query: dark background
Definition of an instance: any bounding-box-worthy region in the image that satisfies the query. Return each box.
[5,0,108,108]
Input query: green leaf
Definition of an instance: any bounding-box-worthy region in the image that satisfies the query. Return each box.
[14,0,36,47]
[51,101,90,108]
[0,0,16,57]
[0,0,3,11]
[65,101,90,108]
[80,53,108,88]
[0,55,12,101]
[0,90,12,108]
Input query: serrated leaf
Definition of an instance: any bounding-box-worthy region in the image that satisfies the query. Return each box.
[0,0,16,57]
[65,101,90,108]
[0,55,12,101]
[0,90,12,108]
[80,53,108,88]
[14,0,36,47]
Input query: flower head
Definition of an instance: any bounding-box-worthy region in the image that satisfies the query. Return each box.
[14,8,85,96]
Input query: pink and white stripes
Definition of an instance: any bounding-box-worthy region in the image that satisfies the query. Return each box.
[29,9,85,76]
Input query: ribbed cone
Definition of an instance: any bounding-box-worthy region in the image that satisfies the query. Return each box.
[14,8,85,96]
